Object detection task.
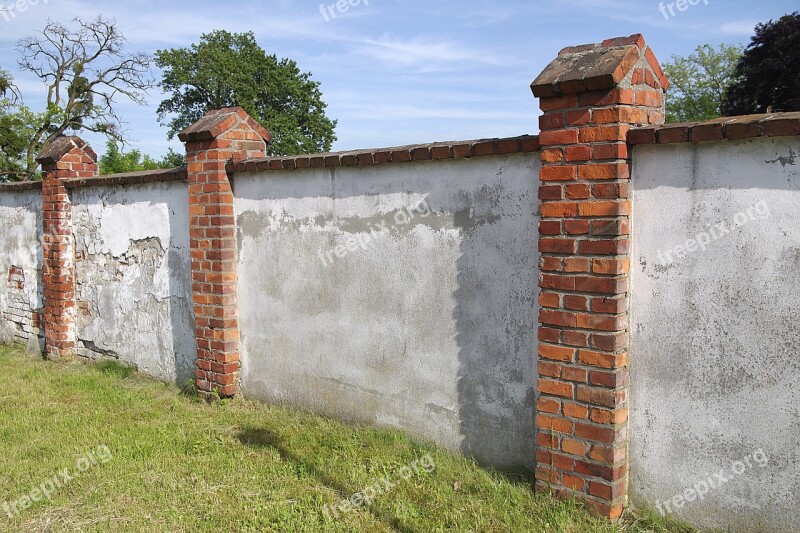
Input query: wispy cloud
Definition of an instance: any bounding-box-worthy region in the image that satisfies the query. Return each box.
[720,21,758,35]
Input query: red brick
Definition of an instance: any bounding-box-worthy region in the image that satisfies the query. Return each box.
[578,201,630,217]
[540,113,565,131]
[578,350,628,369]
[566,109,592,126]
[540,129,579,146]
[539,379,575,399]
[540,309,577,328]
[539,327,562,343]
[541,148,564,163]
[562,474,586,491]
[564,220,590,235]
[565,145,592,162]
[539,343,576,362]
[563,257,590,272]
[564,295,588,311]
[592,183,630,200]
[579,125,630,143]
[541,202,578,218]
[539,220,562,235]
[562,438,588,457]
[592,258,630,275]
[562,330,589,347]
[539,360,562,378]
[577,239,630,255]
[540,238,576,254]
[577,163,630,180]
[574,276,627,295]
[565,184,591,200]
[540,95,579,111]
[541,274,575,291]
[539,292,561,308]
[537,416,573,437]
[592,143,628,160]
[541,166,576,181]
[539,185,563,200]
[541,256,563,272]
[538,397,561,414]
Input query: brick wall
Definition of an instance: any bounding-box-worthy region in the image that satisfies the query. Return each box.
[531,34,667,518]
[2,32,797,529]
[37,137,98,359]
[178,107,270,399]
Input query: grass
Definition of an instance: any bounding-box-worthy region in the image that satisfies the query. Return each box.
[0,344,699,532]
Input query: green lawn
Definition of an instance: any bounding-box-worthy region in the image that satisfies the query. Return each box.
[0,344,697,532]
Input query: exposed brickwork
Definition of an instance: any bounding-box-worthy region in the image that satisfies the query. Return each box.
[227,135,540,174]
[532,34,667,519]
[36,136,98,359]
[178,107,270,399]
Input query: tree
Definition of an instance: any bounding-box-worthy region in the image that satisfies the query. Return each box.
[0,68,21,102]
[98,141,187,175]
[156,31,337,156]
[723,12,800,115]
[0,69,35,181]
[662,44,743,123]
[99,140,159,175]
[8,16,153,180]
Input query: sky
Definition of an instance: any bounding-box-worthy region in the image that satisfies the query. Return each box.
[0,0,796,159]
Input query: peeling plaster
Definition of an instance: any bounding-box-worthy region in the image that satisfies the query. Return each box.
[71,183,197,385]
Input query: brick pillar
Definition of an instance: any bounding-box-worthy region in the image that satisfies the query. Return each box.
[178,107,271,399]
[36,136,97,359]
[530,35,668,518]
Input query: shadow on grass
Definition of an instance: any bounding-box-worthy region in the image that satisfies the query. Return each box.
[94,359,135,379]
[237,426,416,533]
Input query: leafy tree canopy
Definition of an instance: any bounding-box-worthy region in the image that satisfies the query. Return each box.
[99,141,186,175]
[156,30,337,156]
[662,44,743,123]
[723,12,800,115]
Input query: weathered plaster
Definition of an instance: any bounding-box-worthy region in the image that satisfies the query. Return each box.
[71,182,196,384]
[0,190,42,342]
[630,137,800,532]
[234,153,540,470]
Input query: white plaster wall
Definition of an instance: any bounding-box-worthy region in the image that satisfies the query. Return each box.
[630,138,800,532]
[71,182,196,384]
[0,190,42,341]
[235,154,540,470]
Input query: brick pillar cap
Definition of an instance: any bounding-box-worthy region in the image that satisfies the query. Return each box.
[531,34,669,98]
[177,106,273,143]
[36,136,97,165]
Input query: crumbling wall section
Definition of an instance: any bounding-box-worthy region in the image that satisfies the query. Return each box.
[0,189,43,342]
[71,182,196,384]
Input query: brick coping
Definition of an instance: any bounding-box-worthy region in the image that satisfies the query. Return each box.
[0,180,42,192]
[629,112,800,145]
[227,135,540,173]
[62,167,187,189]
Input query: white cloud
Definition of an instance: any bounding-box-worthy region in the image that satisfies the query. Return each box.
[720,21,757,35]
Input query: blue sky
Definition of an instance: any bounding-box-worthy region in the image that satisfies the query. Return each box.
[0,0,796,159]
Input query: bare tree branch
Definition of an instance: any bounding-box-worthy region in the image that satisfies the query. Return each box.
[14,16,154,179]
